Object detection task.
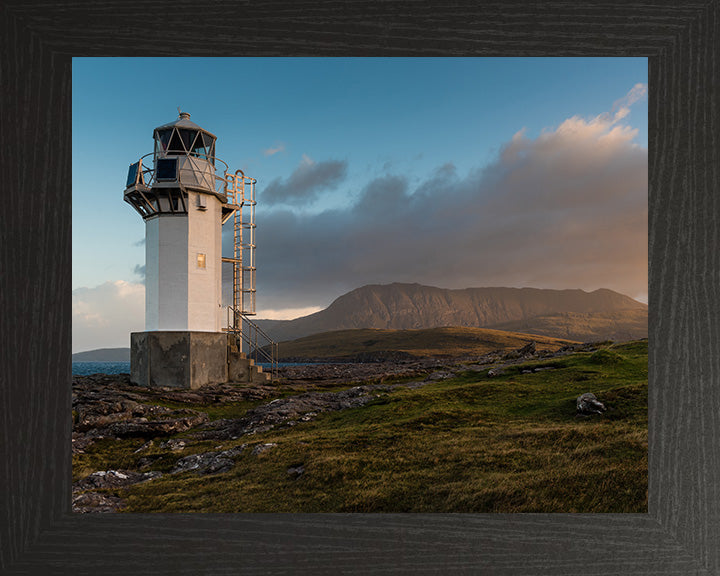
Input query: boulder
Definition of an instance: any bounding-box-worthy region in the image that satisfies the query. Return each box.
[517,341,536,357]
[72,492,125,513]
[251,443,277,456]
[287,464,305,479]
[576,392,606,415]
[159,439,186,451]
[74,469,162,491]
[171,446,246,475]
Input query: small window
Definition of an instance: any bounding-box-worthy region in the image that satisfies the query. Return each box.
[167,129,184,155]
[155,129,171,152]
[179,129,196,153]
[197,253,206,269]
[190,132,208,159]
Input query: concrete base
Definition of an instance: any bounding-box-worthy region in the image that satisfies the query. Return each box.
[131,331,228,389]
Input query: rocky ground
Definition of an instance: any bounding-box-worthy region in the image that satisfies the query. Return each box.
[72,341,600,513]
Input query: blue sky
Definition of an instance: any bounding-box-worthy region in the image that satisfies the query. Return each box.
[72,57,647,352]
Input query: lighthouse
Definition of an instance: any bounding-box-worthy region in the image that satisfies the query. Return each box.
[124,112,274,388]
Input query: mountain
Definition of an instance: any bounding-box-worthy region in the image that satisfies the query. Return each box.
[72,348,131,362]
[257,283,647,343]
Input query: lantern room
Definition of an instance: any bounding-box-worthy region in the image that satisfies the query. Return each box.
[154,111,216,162]
[151,112,217,192]
[124,111,235,223]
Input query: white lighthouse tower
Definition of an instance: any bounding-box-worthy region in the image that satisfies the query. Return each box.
[124,112,275,388]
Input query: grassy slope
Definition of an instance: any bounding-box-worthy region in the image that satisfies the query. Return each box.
[276,326,577,359]
[88,339,648,513]
[489,309,648,342]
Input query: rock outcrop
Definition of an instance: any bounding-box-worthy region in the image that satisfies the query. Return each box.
[171,446,247,475]
[72,469,162,513]
[72,375,210,454]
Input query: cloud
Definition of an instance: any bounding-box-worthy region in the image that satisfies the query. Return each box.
[133,264,145,281]
[623,83,648,107]
[263,143,285,156]
[261,155,347,205]
[253,90,647,311]
[256,306,324,320]
[597,83,648,125]
[72,281,144,353]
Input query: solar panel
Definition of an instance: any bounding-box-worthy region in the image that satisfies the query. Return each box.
[126,162,140,187]
[156,158,178,181]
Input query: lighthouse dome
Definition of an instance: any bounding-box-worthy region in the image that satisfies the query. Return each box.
[153,111,217,165]
[154,111,217,139]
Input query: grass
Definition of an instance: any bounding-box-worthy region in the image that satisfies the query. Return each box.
[489,308,648,343]
[77,339,648,513]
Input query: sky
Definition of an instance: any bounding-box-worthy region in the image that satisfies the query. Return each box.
[72,57,648,353]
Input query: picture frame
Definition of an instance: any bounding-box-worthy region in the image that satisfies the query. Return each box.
[2,1,717,574]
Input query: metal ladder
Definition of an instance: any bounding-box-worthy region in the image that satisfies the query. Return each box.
[222,170,277,378]
[223,170,254,315]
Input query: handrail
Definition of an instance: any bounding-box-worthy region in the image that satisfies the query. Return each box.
[136,151,230,174]
[226,306,278,380]
[131,151,233,196]
[127,153,259,200]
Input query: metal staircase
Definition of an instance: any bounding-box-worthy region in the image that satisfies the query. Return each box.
[222,170,278,379]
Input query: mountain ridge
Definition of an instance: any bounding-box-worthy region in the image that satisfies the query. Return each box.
[257,283,647,343]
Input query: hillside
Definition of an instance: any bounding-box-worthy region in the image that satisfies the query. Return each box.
[258,283,647,343]
[489,309,648,342]
[73,348,131,362]
[275,326,576,360]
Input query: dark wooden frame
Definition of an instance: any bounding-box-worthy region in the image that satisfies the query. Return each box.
[1,1,718,574]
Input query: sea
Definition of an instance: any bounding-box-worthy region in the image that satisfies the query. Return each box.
[72,361,311,376]
[72,361,131,376]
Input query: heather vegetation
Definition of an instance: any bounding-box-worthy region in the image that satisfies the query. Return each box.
[280,327,572,359]
[276,326,574,360]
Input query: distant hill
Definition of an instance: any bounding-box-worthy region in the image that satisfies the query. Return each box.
[276,326,576,361]
[257,283,647,343]
[489,310,649,343]
[72,348,130,362]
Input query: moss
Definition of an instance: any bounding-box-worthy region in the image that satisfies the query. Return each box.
[588,348,622,365]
